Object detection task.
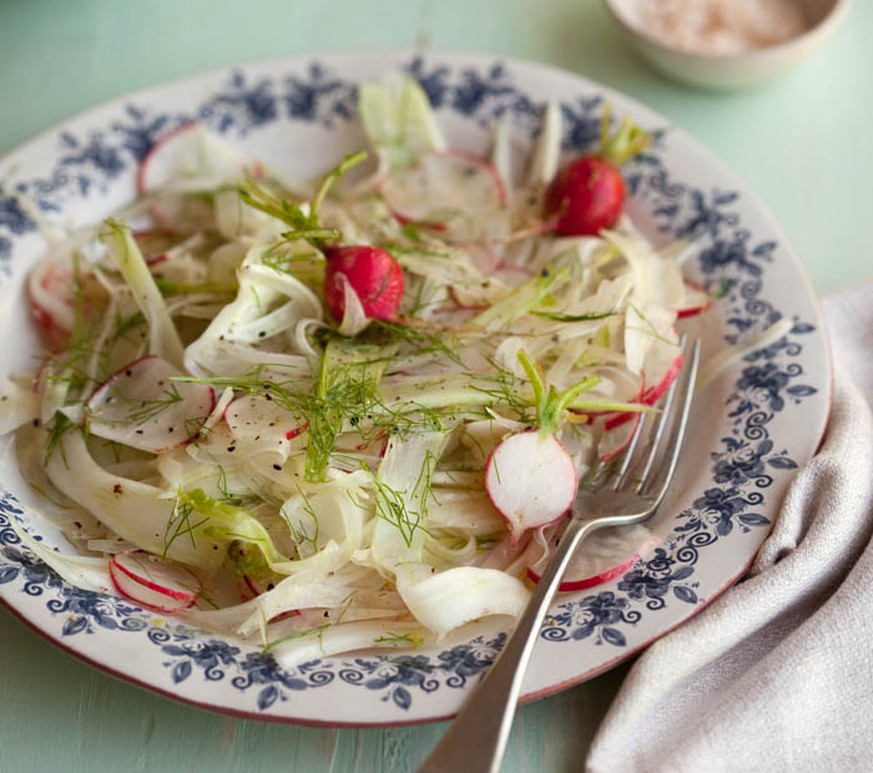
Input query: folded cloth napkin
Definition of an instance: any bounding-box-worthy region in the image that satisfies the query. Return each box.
[587,280,873,773]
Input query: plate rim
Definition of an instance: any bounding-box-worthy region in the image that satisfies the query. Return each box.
[0,48,833,726]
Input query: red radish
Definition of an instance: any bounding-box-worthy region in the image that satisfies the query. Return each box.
[86,355,216,453]
[137,123,264,230]
[323,245,404,322]
[677,278,715,319]
[27,256,106,351]
[527,524,655,591]
[137,123,197,196]
[484,431,578,544]
[543,107,651,236]
[603,351,683,432]
[598,412,641,463]
[378,149,506,237]
[109,551,200,613]
[484,351,601,543]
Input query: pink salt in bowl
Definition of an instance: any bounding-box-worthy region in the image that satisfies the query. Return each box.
[603,0,849,90]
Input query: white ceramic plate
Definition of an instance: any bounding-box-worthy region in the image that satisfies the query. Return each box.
[0,50,830,725]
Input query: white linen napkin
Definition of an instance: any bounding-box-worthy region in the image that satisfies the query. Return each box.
[586,280,873,773]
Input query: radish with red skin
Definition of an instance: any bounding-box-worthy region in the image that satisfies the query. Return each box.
[378,149,506,237]
[138,123,266,230]
[27,258,73,350]
[526,524,655,591]
[677,278,716,319]
[544,106,652,236]
[237,151,405,324]
[529,551,637,591]
[27,256,106,352]
[138,123,266,195]
[109,551,201,613]
[484,351,601,543]
[484,430,578,544]
[323,245,404,322]
[137,123,197,197]
[86,355,216,453]
[603,351,684,432]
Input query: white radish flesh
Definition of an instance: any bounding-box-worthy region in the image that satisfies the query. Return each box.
[109,551,201,613]
[484,431,577,544]
[137,124,264,231]
[604,350,683,432]
[86,355,215,453]
[379,150,506,240]
[527,524,655,591]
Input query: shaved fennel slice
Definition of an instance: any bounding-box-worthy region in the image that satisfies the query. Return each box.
[85,355,216,453]
[396,565,530,641]
[0,377,39,434]
[526,102,562,187]
[624,303,678,377]
[270,620,428,669]
[184,242,322,377]
[698,317,795,390]
[490,113,514,193]
[213,188,283,241]
[46,432,287,573]
[604,229,686,311]
[100,221,186,370]
[369,429,451,571]
[8,514,111,593]
[225,394,307,466]
[426,490,505,535]
[46,431,225,571]
[279,481,368,558]
[424,531,478,564]
[235,553,353,637]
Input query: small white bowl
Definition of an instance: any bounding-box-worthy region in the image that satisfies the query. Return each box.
[603,0,849,90]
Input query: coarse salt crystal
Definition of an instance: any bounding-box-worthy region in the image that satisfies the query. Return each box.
[638,0,810,55]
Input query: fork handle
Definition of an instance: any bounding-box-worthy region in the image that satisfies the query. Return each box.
[418,516,601,773]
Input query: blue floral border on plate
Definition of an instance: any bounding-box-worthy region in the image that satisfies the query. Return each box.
[0,56,817,713]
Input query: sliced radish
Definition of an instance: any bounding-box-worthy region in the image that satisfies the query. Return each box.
[27,256,106,351]
[603,350,683,432]
[137,124,263,230]
[379,149,506,240]
[86,355,216,453]
[527,523,655,591]
[677,278,715,319]
[137,123,196,196]
[484,430,577,544]
[224,393,307,462]
[109,551,201,613]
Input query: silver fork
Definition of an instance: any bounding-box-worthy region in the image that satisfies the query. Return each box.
[419,337,701,773]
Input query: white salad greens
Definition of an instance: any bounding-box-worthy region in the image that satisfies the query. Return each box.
[0,75,705,667]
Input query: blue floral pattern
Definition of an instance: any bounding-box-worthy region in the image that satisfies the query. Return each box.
[0,55,823,717]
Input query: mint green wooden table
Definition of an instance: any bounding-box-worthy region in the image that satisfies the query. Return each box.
[1,2,867,771]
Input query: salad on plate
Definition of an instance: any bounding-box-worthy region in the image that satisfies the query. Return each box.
[0,75,711,668]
